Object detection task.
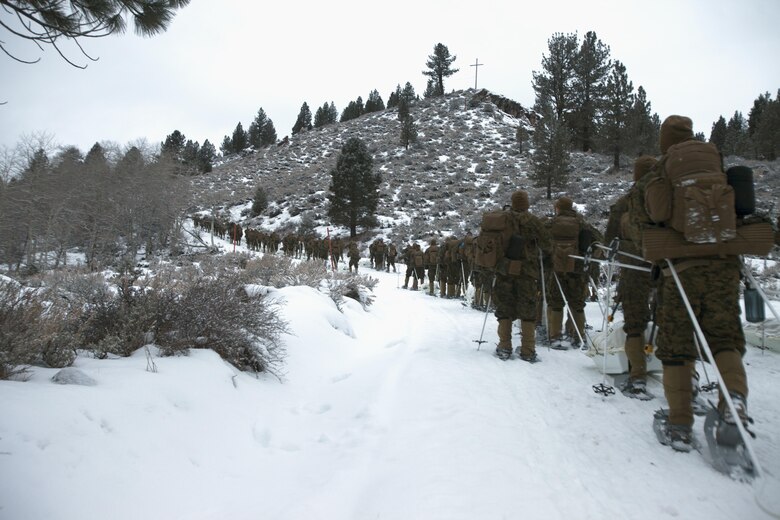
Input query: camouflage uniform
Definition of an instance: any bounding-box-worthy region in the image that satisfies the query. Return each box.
[424,239,440,295]
[493,190,552,361]
[348,242,360,272]
[605,156,657,390]
[627,115,749,445]
[545,198,591,348]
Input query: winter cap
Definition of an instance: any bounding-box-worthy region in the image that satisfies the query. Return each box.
[633,155,658,182]
[511,190,530,211]
[430,238,438,245]
[659,115,694,154]
[555,196,573,211]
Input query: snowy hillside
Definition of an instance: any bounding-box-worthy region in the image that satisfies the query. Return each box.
[189,88,780,242]
[2,255,780,520]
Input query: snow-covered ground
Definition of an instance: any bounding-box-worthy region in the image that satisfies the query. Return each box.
[2,261,780,520]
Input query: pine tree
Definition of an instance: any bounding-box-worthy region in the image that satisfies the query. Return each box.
[423,79,438,99]
[251,186,269,216]
[327,137,381,237]
[754,90,780,160]
[516,125,529,153]
[723,111,749,157]
[530,98,571,199]
[625,86,658,156]
[600,60,634,169]
[161,130,186,161]
[400,115,418,150]
[248,108,268,148]
[232,122,248,152]
[364,90,385,113]
[220,135,233,156]
[328,102,338,124]
[532,32,579,122]
[401,82,416,105]
[422,43,458,96]
[197,140,216,173]
[571,31,611,152]
[260,119,277,146]
[387,85,401,109]
[314,104,328,129]
[709,116,727,150]
[292,102,313,135]
[397,98,409,121]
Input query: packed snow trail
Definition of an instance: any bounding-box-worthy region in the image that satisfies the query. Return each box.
[1,260,779,520]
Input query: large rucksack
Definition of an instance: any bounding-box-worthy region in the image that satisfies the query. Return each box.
[640,142,775,261]
[645,140,736,244]
[474,210,513,270]
[550,214,580,273]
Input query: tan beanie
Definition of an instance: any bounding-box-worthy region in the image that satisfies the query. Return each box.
[556,196,573,211]
[659,115,694,153]
[511,190,530,211]
[633,155,658,181]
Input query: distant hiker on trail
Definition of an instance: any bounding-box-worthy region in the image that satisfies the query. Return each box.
[545,196,594,350]
[626,115,773,458]
[492,190,551,362]
[373,238,386,271]
[605,155,658,400]
[402,242,425,290]
[348,241,360,272]
[386,242,398,272]
[438,235,462,298]
[424,238,440,295]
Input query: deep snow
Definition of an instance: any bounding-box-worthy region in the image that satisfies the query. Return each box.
[2,260,780,520]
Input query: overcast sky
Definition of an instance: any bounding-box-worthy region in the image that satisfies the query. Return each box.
[2,0,779,155]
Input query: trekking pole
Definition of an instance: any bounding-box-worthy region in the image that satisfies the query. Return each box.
[539,248,549,345]
[460,260,467,300]
[474,272,498,350]
[552,271,592,351]
[666,258,763,478]
[587,275,606,317]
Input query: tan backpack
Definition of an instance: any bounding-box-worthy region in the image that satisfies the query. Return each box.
[474,210,513,270]
[550,214,580,273]
[644,140,736,244]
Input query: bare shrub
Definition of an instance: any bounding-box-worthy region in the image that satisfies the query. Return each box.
[0,281,43,379]
[322,272,378,311]
[154,271,288,376]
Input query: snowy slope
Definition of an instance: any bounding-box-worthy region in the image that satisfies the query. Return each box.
[1,260,780,520]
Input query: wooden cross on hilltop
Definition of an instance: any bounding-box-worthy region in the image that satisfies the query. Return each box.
[470,58,484,89]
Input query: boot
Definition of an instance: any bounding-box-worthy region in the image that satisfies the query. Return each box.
[548,309,565,349]
[496,319,512,360]
[662,362,694,429]
[714,350,748,403]
[403,275,409,289]
[411,276,419,290]
[447,283,457,299]
[439,280,446,298]
[518,320,538,362]
[714,350,750,446]
[624,334,647,382]
[428,279,435,296]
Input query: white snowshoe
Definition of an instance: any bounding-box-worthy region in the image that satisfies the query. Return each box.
[702,407,755,480]
[615,375,654,401]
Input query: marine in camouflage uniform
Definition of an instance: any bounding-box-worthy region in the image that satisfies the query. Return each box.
[627,115,749,451]
[424,239,440,295]
[438,236,462,298]
[347,241,361,272]
[493,190,552,361]
[605,156,658,399]
[545,197,592,349]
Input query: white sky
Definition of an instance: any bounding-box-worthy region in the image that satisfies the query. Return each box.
[1,0,779,154]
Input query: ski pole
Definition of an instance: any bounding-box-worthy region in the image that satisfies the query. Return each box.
[474,272,497,350]
[539,248,549,344]
[666,258,763,478]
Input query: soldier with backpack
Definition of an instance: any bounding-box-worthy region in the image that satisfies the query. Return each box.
[627,115,774,455]
[386,242,398,272]
[491,190,551,361]
[348,241,361,273]
[424,239,440,295]
[605,155,658,400]
[546,196,593,349]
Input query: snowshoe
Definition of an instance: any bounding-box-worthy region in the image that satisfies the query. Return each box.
[653,409,696,453]
[616,376,654,401]
[514,347,540,363]
[519,353,540,363]
[495,347,512,361]
[550,338,569,351]
[702,401,755,480]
